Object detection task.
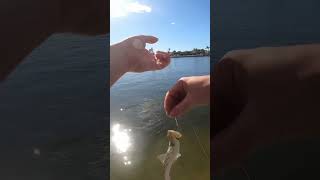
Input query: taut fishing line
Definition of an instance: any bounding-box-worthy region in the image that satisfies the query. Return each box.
[174,117,208,159]
[192,126,209,159]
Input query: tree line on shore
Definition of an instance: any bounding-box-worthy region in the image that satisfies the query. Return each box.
[149,46,210,57]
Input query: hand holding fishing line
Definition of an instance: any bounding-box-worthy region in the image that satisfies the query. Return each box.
[164,75,210,117]
[164,76,210,167]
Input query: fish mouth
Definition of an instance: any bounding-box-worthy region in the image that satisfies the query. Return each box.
[167,130,182,139]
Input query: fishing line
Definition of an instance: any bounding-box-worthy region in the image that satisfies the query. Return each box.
[174,117,208,159]
[174,117,179,130]
[192,126,209,159]
[175,119,250,180]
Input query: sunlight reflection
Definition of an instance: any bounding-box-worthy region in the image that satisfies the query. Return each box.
[111,123,134,166]
[112,124,131,153]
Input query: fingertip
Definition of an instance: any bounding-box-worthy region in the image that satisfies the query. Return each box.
[166,111,173,118]
[170,108,179,117]
[137,35,158,44]
[156,51,170,57]
[150,37,158,44]
[155,53,163,59]
[147,36,158,44]
[153,36,159,41]
[155,54,170,69]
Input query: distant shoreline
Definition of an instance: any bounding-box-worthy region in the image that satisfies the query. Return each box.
[170,55,210,58]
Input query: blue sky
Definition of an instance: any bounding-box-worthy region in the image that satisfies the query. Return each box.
[110,0,210,51]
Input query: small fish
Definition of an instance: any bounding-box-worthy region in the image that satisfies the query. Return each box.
[157,130,182,180]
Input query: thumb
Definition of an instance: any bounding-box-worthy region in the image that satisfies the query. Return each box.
[138,35,158,44]
[128,35,158,50]
[169,95,192,117]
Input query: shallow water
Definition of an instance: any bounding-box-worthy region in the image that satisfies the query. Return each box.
[110,57,210,180]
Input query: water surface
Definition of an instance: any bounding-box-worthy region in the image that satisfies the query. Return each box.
[110,57,210,180]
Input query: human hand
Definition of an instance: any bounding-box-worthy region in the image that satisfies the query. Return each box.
[212,44,320,174]
[164,75,210,118]
[110,35,171,86]
[117,35,171,72]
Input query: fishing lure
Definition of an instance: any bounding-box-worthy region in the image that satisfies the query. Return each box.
[157,130,182,180]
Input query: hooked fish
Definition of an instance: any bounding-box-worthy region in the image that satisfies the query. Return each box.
[157,130,182,180]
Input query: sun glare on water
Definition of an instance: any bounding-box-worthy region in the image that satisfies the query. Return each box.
[111,123,134,166]
[111,124,131,153]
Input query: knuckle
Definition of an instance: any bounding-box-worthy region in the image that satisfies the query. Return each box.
[178,76,189,82]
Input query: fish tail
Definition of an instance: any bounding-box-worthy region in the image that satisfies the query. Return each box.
[165,174,171,180]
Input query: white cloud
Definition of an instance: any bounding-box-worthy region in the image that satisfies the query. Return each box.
[171,22,176,25]
[111,0,152,18]
[126,2,152,13]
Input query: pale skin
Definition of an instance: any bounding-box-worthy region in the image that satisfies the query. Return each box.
[163,44,320,174]
[110,35,171,87]
[110,37,211,116]
[164,75,210,117]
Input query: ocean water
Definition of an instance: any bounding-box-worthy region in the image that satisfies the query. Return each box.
[110,57,210,180]
[0,34,108,180]
[213,0,320,179]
